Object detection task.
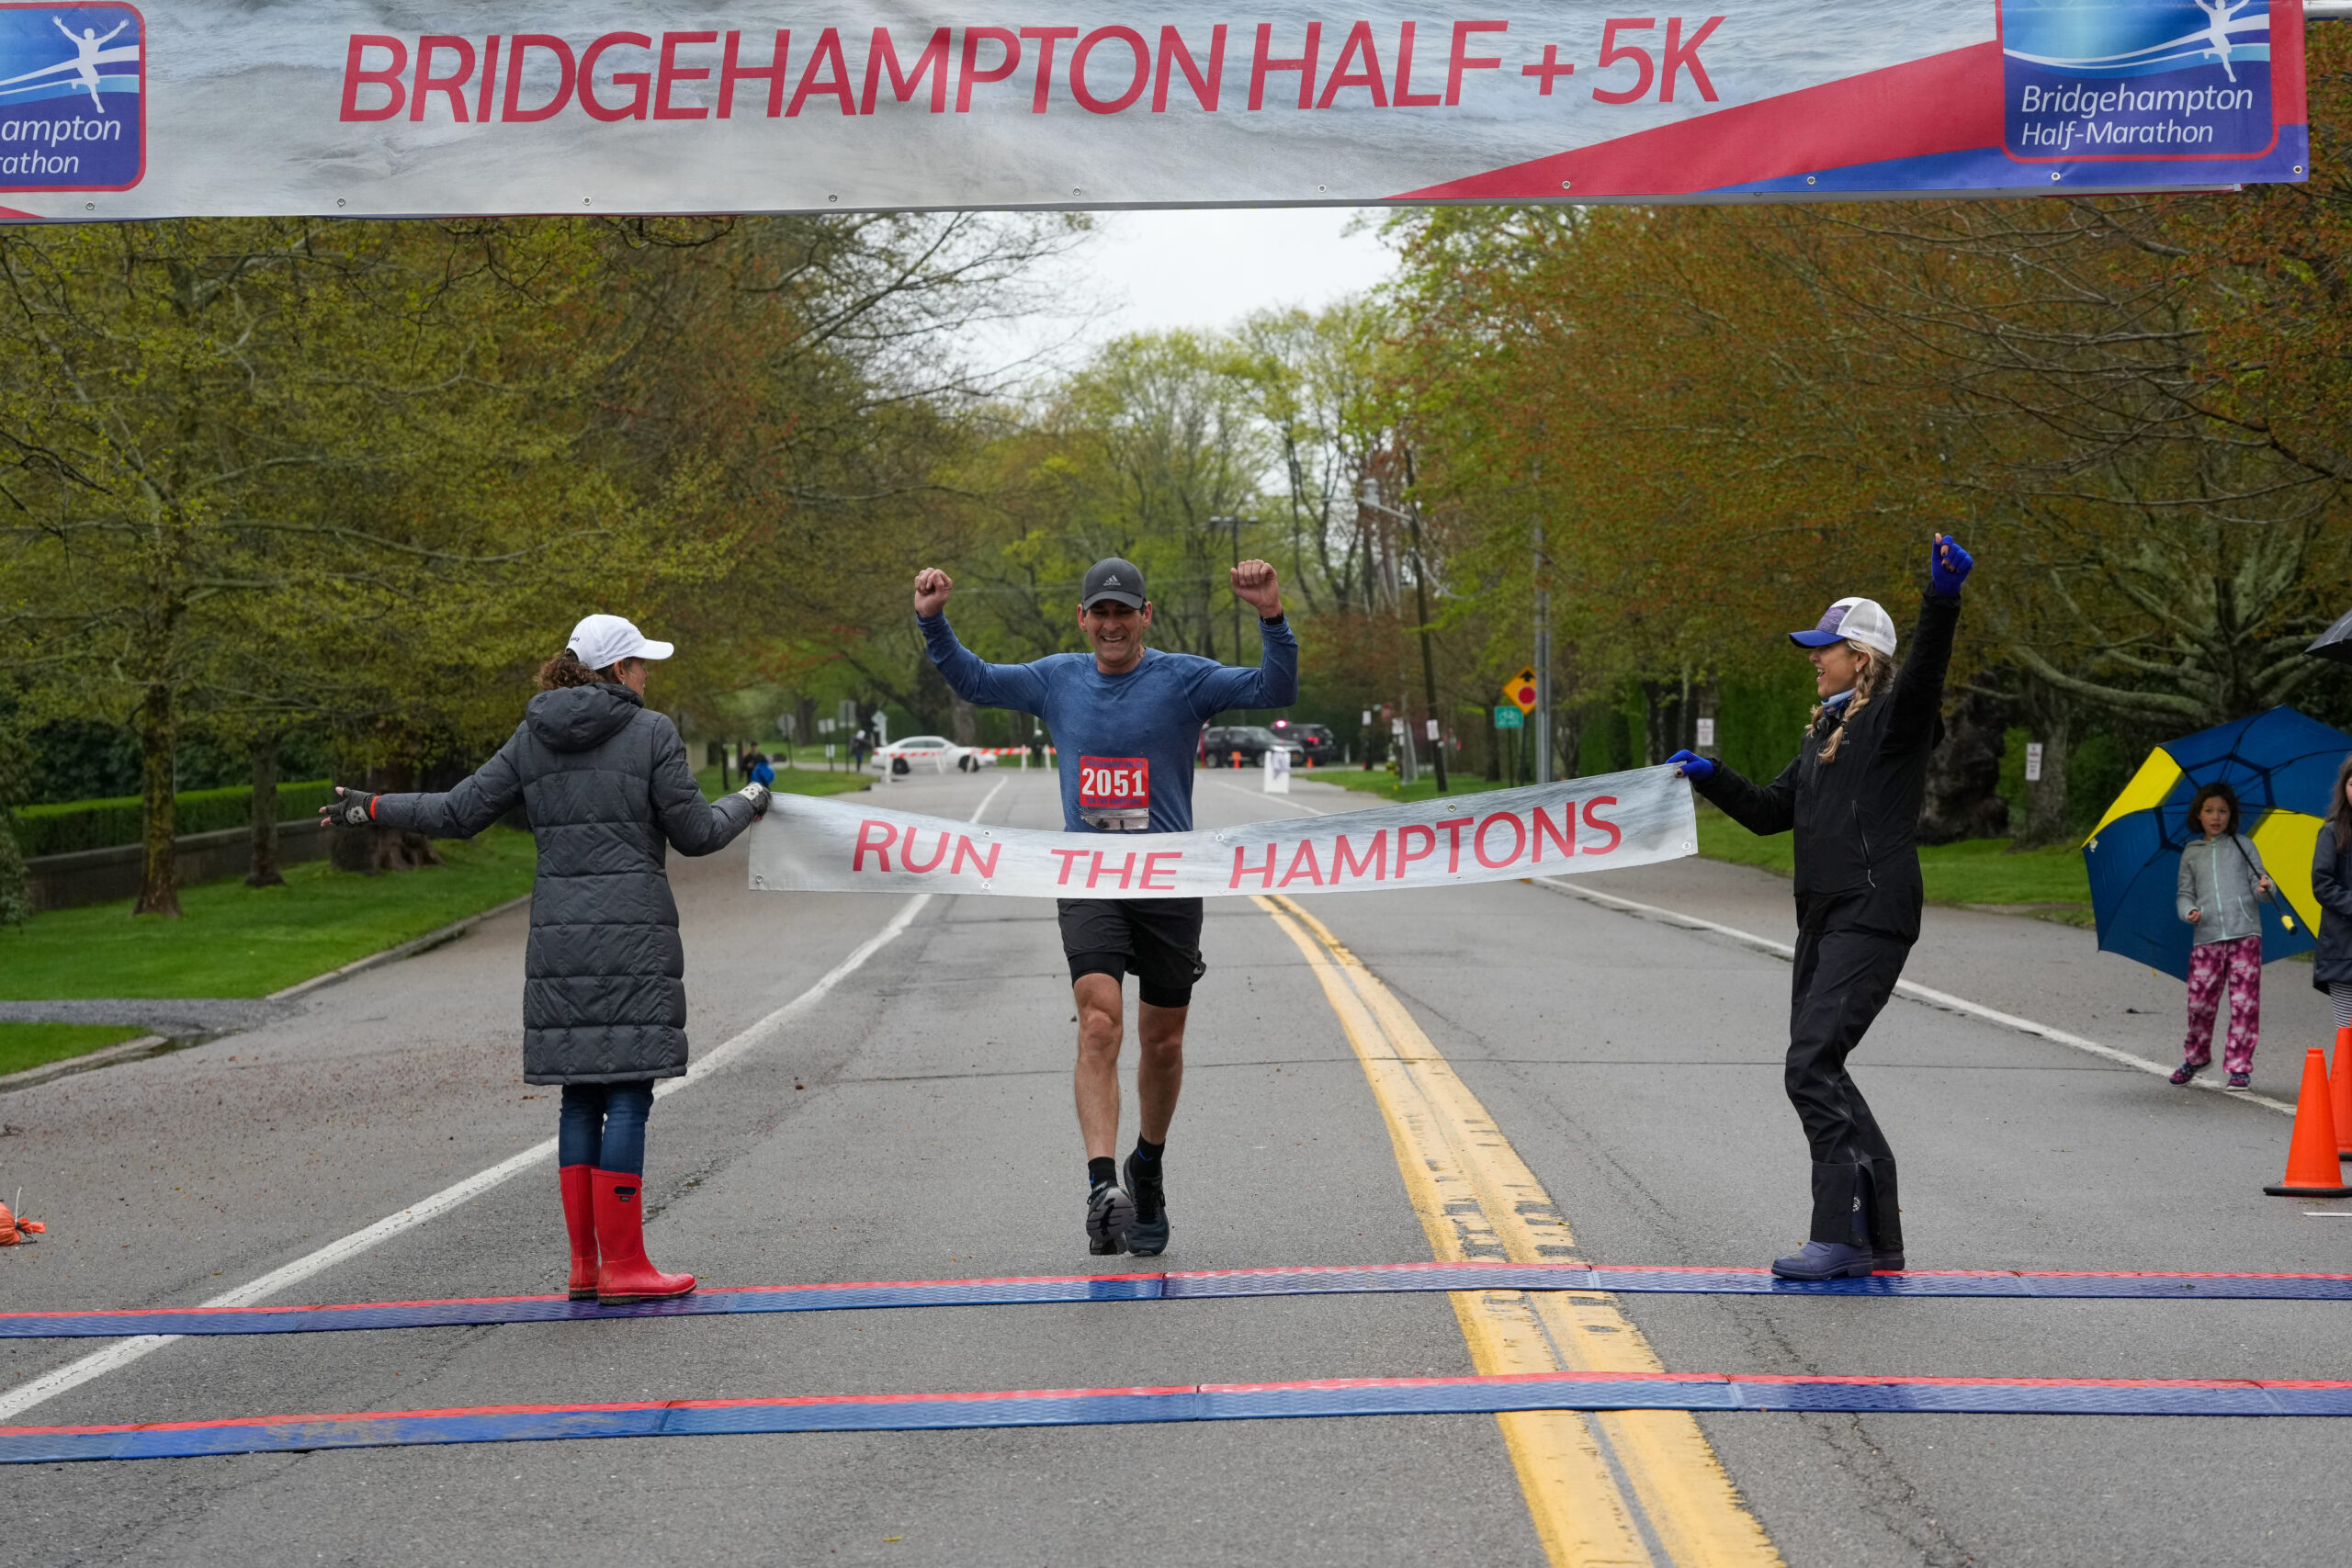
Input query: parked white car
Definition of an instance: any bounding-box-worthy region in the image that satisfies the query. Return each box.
[872,736,998,775]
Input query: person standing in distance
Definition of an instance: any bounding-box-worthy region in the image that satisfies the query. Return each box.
[322,615,768,1304]
[911,557,1297,1256]
[1665,534,1973,1280]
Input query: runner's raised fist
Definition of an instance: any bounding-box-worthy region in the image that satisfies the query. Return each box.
[1229,558,1283,620]
[913,567,954,618]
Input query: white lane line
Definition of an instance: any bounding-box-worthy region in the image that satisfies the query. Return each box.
[1202,775,1340,817]
[1531,876,2297,1117]
[0,776,1011,1425]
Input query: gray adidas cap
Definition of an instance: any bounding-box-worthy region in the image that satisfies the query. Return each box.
[1081,558,1147,610]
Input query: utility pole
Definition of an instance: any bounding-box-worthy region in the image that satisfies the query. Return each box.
[1232,513,1243,665]
[1532,457,1552,784]
[1361,480,1445,793]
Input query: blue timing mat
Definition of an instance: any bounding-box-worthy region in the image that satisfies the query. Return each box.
[9,1261,2351,1339]
[10,1371,2352,1463]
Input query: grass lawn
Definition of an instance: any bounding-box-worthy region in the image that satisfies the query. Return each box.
[0,1022,149,1077]
[1696,805,2091,911]
[695,764,873,799]
[1297,769,1519,804]
[0,828,538,1002]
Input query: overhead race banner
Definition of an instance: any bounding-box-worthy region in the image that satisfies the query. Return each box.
[746,766,1696,898]
[0,0,2307,220]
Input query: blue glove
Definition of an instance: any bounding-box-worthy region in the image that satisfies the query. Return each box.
[1666,750,1714,781]
[1930,534,1973,595]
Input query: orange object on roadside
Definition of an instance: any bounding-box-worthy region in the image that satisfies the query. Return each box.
[0,1201,40,1244]
[2331,1025,2352,1160]
[2264,1047,2352,1198]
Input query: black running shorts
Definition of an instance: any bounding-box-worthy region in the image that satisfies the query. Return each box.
[1057,897,1207,1009]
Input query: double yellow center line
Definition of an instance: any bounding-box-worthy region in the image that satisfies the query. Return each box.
[1258,893,1781,1568]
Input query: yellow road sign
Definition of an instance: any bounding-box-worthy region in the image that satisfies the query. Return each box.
[1502,667,1538,714]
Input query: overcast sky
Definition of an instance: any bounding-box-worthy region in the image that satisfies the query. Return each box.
[975,206,1398,381]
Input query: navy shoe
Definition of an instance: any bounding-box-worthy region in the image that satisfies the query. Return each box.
[1085,1180,1133,1256]
[1871,1249,1905,1274]
[1123,1152,1170,1258]
[2169,1060,2204,1086]
[1771,1240,1876,1280]
[2227,1070,2252,1089]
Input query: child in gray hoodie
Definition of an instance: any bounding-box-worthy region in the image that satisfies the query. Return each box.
[2173,782,2279,1088]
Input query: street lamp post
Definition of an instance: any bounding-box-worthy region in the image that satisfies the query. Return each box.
[1210,513,1248,665]
[1360,480,1447,795]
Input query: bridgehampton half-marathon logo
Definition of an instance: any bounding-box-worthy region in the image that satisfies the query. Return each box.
[0,3,142,190]
[2001,0,2273,162]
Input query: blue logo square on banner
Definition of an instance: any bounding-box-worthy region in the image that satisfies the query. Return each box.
[2001,0,2275,161]
[0,2,142,191]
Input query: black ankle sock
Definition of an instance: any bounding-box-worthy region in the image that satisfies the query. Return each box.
[1131,1136,1164,1167]
[1088,1156,1117,1189]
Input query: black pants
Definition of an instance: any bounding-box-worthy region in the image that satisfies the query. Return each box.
[1787,913,1911,1247]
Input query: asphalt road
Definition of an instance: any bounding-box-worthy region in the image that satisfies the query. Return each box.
[2,766,2346,1567]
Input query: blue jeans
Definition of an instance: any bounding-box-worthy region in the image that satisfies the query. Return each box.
[558,1082,654,1174]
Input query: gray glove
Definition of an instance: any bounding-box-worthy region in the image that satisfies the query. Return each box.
[321,787,379,828]
[737,782,771,818]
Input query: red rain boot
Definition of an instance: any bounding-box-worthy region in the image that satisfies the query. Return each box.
[559,1165,599,1301]
[591,1168,695,1305]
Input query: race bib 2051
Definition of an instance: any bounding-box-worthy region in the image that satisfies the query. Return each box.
[1079,756,1150,832]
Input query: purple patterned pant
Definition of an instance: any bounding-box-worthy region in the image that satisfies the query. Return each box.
[2183,935,2263,1074]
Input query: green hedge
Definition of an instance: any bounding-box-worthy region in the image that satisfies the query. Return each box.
[13,780,333,858]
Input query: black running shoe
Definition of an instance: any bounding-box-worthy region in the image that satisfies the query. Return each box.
[1086,1180,1134,1256]
[1123,1152,1170,1258]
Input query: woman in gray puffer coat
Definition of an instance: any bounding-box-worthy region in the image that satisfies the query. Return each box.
[322,615,766,1304]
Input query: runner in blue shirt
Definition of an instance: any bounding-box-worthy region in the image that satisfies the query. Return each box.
[913,556,1297,1256]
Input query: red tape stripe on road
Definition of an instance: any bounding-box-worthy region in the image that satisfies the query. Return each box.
[9,1372,2352,1462]
[9,1261,2350,1339]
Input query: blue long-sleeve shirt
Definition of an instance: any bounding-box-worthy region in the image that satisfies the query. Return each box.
[920,613,1298,833]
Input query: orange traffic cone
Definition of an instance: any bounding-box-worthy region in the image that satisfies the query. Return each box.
[2264,1048,2352,1197]
[2332,1025,2352,1161]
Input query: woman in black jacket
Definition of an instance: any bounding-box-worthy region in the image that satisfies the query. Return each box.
[1666,535,1972,1280]
[322,615,766,1304]
[2314,755,2352,1035]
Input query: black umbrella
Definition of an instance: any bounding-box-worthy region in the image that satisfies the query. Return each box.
[2311,607,2352,665]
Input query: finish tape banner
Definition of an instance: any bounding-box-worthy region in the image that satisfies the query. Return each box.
[0,0,2306,221]
[746,766,1695,898]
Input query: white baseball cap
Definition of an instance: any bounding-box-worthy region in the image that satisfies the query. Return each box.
[1789,597,1897,659]
[567,614,674,671]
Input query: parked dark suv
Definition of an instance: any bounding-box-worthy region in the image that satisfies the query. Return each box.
[1201,725,1303,767]
[1274,719,1338,767]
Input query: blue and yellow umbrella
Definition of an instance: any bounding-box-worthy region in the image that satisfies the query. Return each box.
[2082,706,2352,981]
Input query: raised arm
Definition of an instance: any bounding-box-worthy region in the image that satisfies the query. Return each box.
[1693,751,1801,838]
[1885,535,1969,751]
[344,728,527,839]
[1190,615,1299,716]
[914,566,1050,716]
[650,716,758,855]
[919,615,1051,715]
[1188,559,1298,715]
